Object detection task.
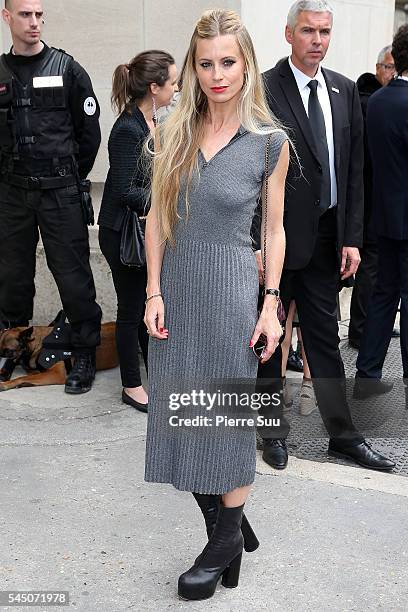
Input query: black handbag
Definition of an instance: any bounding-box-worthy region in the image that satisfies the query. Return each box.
[120,207,146,267]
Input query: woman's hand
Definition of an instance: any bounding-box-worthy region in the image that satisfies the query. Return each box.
[250,300,283,363]
[144,296,168,340]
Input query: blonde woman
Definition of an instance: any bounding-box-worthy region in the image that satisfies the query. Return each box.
[144,9,289,600]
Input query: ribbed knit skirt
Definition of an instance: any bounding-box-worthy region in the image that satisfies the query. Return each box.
[144,239,259,494]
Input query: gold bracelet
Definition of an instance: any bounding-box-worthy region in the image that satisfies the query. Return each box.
[145,293,162,304]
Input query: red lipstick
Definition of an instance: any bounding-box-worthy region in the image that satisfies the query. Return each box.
[211,86,228,93]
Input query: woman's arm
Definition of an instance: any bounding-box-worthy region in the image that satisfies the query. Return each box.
[110,124,150,213]
[143,201,168,340]
[250,139,289,362]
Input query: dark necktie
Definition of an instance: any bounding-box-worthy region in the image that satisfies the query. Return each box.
[307,79,331,211]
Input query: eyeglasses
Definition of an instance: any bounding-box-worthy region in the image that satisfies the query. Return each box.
[378,63,395,71]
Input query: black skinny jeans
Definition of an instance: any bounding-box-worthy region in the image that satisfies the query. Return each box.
[99,226,148,388]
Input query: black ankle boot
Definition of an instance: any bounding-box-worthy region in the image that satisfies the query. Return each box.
[178,503,245,601]
[192,493,259,553]
[65,352,96,394]
[192,493,220,538]
[0,357,16,383]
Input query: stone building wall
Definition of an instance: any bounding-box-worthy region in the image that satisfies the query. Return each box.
[0,0,396,322]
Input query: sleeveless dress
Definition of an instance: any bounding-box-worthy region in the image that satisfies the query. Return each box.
[144,127,288,494]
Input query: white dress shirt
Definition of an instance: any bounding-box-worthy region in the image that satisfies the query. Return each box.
[288,56,337,208]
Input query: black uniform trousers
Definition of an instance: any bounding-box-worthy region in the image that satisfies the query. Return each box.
[356,236,408,379]
[0,181,102,351]
[257,208,363,445]
[99,226,148,388]
[349,240,378,343]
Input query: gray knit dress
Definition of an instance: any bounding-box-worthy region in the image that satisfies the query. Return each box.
[144,127,288,494]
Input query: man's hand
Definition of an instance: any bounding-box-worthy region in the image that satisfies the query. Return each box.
[255,250,264,285]
[340,246,360,280]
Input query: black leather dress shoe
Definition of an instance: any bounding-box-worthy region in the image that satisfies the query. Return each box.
[353,377,393,400]
[262,439,288,470]
[328,440,395,471]
[122,390,148,413]
[391,327,400,338]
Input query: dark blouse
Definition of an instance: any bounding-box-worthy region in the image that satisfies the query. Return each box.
[98,105,150,232]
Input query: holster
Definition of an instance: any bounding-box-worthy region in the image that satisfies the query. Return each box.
[79,179,95,226]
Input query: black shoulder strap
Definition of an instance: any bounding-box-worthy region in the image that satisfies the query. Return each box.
[42,47,73,77]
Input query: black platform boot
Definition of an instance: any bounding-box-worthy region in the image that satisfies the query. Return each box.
[178,502,245,601]
[0,357,16,383]
[192,493,259,553]
[65,352,96,394]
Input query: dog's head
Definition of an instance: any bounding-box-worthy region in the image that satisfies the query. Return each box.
[0,327,34,360]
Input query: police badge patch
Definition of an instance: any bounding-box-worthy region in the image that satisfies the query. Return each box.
[84,96,96,116]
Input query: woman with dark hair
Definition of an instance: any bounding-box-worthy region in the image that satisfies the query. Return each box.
[98,51,178,412]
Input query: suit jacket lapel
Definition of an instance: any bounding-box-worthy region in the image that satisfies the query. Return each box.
[278,59,320,163]
[322,68,341,176]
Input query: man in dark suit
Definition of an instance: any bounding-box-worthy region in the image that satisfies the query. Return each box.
[254,0,394,471]
[355,25,408,389]
[348,45,397,350]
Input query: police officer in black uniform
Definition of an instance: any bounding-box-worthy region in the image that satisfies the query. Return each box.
[0,0,102,393]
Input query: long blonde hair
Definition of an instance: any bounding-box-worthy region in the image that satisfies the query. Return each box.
[151,9,285,243]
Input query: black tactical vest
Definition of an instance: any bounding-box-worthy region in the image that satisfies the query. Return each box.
[0,47,76,166]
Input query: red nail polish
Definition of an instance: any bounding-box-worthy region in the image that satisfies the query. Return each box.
[159,328,164,333]
[249,340,254,348]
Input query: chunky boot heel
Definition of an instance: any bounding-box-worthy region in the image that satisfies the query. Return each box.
[178,502,245,601]
[221,552,242,588]
[241,514,259,552]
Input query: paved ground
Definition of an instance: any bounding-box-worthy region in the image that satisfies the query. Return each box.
[284,335,408,475]
[0,334,407,612]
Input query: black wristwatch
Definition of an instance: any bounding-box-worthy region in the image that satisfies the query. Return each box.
[263,288,280,298]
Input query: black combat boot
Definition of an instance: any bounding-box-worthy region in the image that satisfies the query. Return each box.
[192,493,259,553]
[178,502,245,600]
[65,352,96,394]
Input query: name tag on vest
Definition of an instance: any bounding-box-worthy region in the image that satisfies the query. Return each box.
[33,76,63,88]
